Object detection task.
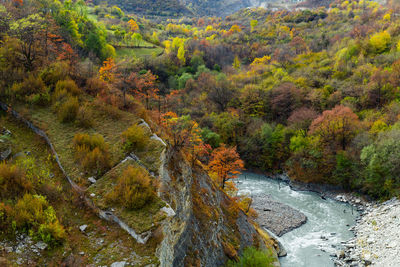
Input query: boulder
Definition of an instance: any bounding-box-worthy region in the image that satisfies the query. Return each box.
[79,225,88,233]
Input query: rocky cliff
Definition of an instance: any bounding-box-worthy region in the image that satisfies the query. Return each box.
[157,150,281,266]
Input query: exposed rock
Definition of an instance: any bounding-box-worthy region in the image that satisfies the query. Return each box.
[337,250,345,259]
[160,205,175,217]
[150,134,167,147]
[0,148,11,160]
[79,225,88,233]
[251,195,307,236]
[111,261,127,267]
[35,242,47,250]
[88,177,97,184]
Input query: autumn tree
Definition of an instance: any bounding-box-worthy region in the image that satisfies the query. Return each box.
[288,107,318,136]
[208,144,244,189]
[99,57,117,83]
[127,70,158,109]
[270,83,302,123]
[162,112,202,152]
[128,19,139,32]
[309,105,360,152]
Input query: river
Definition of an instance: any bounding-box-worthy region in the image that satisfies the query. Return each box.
[237,172,358,267]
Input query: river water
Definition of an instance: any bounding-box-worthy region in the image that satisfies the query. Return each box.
[237,172,358,267]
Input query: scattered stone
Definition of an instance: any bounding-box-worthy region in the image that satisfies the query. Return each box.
[161,205,176,217]
[338,198,400,267]
[111,261,127,267]
[251,195,307,236]
[0,148,11,160]
[79,225,88,233]
[35,242,47,250]
[337,250,345,259]
[88,177,96,184]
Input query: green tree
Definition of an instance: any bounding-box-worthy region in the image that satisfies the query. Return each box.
[177,44,186,65]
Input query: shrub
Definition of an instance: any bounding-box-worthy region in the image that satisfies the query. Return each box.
[73,133,110,174]
[55,79,81,96]
[10,74,47,100]
[226,247,275,267]
[73,133,108,151]
[40,61,69,87]
[121,124,150,151]
[76,105,94,128]
[86,77,108,96]
[11,194,66,246]
[26,91,50,106]
[58,96,79,123]
[106,166,154,210]
[0,162,32,199]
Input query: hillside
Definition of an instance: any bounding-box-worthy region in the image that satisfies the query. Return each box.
[3,0,400,266]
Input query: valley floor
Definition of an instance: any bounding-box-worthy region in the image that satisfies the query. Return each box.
[338,198,400,267]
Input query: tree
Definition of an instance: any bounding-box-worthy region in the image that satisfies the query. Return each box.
[250,20,258,32]
[161,112,202,152]
[288,107,318,136]
[99,58,116,83]
[128,19,139,32]
[309,105,360,151]
[233,55,240,70]
[127,70,158,109]
[207,77,236,112]
[177,45,186,65]
[361,129,400,198]
[208,144,244,189]
[10,14,46,71]
[369,31,391,54]
[131,32,143,47]
[270,83,302,123]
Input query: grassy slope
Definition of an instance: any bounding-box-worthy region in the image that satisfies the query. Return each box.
[0,114,160,266]
[14,98,139,185]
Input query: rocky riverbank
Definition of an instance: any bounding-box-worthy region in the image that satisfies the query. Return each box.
[336,198,400,267]
[251,195,307,237]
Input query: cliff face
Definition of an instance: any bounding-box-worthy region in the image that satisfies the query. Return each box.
[157,150,280,266]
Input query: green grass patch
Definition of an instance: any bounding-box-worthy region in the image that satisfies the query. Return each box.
[116,47,163,59]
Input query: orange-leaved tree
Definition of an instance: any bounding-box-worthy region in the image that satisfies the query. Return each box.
[208,144,244,189]
[128,19,139,33]
[99,58,117,83]
[128,70,158,109]
[309,105,360,152]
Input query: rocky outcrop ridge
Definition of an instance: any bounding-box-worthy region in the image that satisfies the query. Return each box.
[157,151,281,266]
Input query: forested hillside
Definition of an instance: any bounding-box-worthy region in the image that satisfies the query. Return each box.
[135,0,400,200]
